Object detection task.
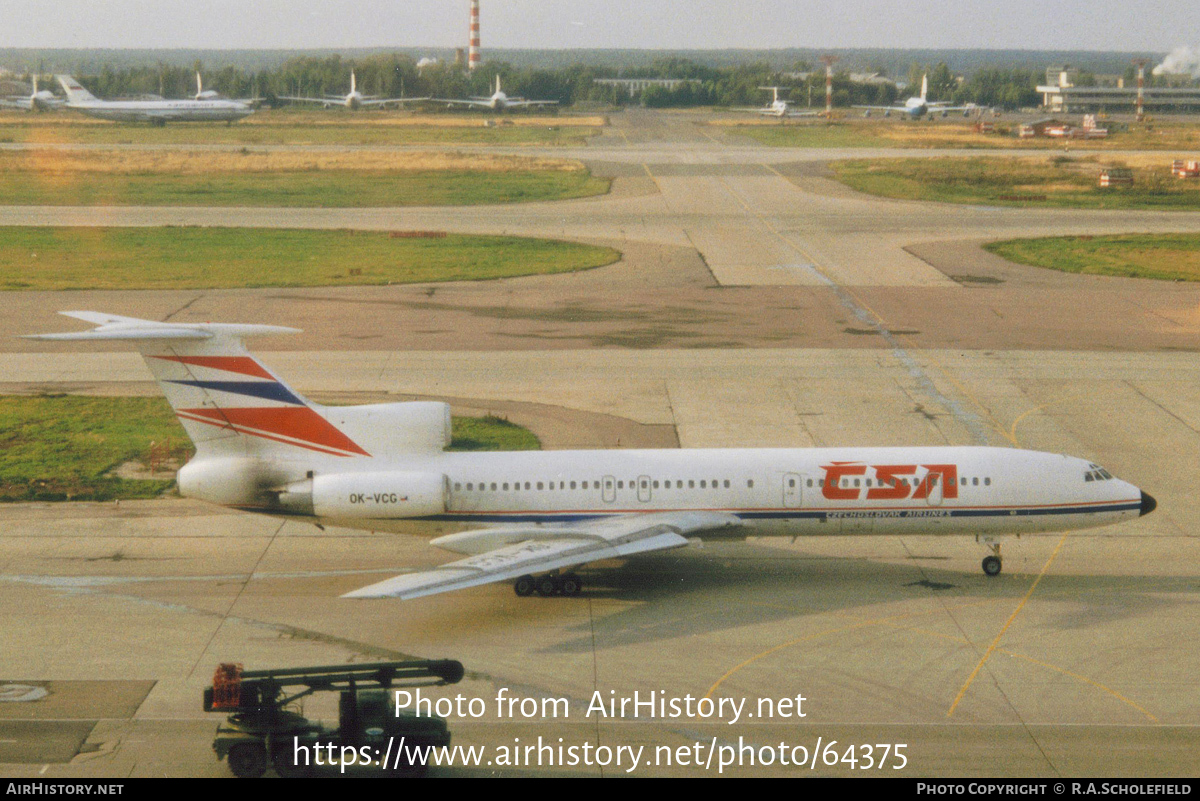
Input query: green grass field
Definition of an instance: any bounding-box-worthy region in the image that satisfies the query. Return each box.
[0,165,610,207]
[0,114,602,147]
[0,227,621,290]
[984,233,1200,282]
[0,396,184,501]
[830,156,1200,210]
[0,396,540,502]
[449,414,541,452]
[730,119,1200,151]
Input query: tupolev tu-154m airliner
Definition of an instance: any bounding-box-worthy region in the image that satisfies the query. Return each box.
[29,312,1156,601]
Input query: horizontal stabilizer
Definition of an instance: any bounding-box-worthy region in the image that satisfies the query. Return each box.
[25,311,300,342]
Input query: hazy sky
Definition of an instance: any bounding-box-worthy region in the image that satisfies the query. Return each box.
[2,0,1196,51]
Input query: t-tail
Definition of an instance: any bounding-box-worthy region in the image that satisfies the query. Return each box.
[55,75,97,104]
[27,312,451,513]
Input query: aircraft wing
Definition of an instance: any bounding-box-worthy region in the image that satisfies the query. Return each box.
[927,103,978,112]
[852,104,905,111]
[341,510,743,600]
[504,99,559,108]
[359,96,429,107]
[434,98,490,108]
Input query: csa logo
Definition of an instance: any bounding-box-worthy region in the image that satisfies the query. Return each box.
[820,462,959,501]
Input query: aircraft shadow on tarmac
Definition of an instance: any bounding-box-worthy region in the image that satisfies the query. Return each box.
[533,540,1193,655]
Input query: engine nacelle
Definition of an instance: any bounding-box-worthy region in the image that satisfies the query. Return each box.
[299,471,447,519]
[319,402,451,455]
[178,458,265,506]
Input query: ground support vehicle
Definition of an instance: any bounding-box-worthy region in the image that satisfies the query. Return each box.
[203,659,465,777]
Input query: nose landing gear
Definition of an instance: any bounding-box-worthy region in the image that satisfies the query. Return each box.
[979,536,1003,576]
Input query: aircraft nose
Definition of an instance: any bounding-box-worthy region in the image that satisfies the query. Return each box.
[1140,491,1157,517]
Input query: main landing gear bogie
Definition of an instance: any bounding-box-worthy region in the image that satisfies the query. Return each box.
[513,573,582,598]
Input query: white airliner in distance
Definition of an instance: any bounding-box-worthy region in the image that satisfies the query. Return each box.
[733,87,820,118]
[434,76,558,111]
[0,76,64,111]
[192,73,260,106]
[30,312,1156,601]
[56,75,254,124]
[278,71,426,110]
[854,74,977,119]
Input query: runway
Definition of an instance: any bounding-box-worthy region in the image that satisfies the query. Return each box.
[0,109,1197,777]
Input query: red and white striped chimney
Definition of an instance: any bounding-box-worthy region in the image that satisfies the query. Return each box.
[821,54,838,117]
[1133,58,1147,121]
[468,0,481,72]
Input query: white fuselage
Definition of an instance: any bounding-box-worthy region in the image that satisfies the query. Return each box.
[282,445,1145,538]
[67,99,253,123]
[471,91,510,110]
[903,97,929,118]
[761,100,791,117]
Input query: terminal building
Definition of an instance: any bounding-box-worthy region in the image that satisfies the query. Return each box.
[1038,66,1200,114]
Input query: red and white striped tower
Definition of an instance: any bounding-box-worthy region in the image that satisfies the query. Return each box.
[821,54,838,117]
[468,0,481,72]
[1132,58,1148,121]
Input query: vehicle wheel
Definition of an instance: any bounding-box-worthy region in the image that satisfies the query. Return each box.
[982,556,1002,577]
[559,574,582,597]
[227,742,268,778]
[514,575,535,597]
[536,575,560,596]
[272,746,310,778]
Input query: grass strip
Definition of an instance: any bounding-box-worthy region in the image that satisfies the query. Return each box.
[0,396,539,502]
[984,233,1200,282]
[0,227,621,290]
[830,156,1200,210]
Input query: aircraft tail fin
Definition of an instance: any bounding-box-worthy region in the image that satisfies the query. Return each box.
[27,312,451,463]
[351,71,356,95]
[920,74,928,102]
[56,75,96,103]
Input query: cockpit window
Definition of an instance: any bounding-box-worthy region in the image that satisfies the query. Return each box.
[1086,463,1113,482]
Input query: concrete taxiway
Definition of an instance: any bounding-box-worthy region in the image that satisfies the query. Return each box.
[0,109,1198,777]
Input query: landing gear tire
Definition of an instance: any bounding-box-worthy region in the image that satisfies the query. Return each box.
[514,575,535,597]
[982,555,1002,577]
[536,575,560,596]
[559,574,582,597]
[272,746,310,778]
[227,742,268,778]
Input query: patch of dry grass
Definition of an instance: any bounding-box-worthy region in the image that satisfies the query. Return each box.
[6,147,587,175]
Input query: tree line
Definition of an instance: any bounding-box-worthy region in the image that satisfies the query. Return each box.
[18,54,1049,110]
